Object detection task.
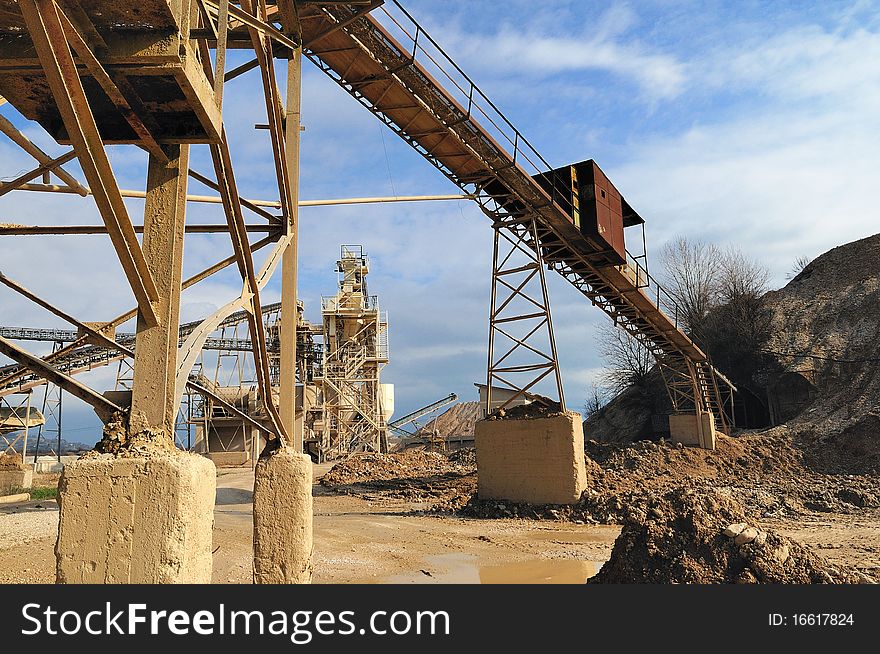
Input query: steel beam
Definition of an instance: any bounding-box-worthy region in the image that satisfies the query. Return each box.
[0,272,130,356]
[18,0,160,327]
[0,336,121,422]
[486,219,565,413]
[202,0,299,50]
[186,379,273,436]
[0,235,277,395]
[8,182,471,208]
[210,134,288,442]
[0,150,77,197]
[172,232,293,425]
[0,224,279,235]
[0,113,87,195]
[54,5,167,163]
[279,49,302,450]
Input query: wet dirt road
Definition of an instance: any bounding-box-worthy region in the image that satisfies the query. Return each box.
[0,465,619,583]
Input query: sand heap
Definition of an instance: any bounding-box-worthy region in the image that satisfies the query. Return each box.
[415,401,481,439]
[762,234,880,471]
[589,487,873,584]
[320,448,476,503]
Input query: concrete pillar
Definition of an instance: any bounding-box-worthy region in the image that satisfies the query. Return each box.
[56,450,215,583]
[475,411,588,505]
[53,146,212,584]
[130,144,190,436]
[669,412,716,449]
[253,447,312,583]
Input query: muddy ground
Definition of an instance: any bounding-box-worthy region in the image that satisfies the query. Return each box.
[0,462,619,584]
[1,430,878,583]
[319,434,880,581]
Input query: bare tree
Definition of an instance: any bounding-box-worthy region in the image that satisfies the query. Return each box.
[593,237,773,410]
[786,255,812,280]
[583,383,610,419]
[718,247,771,302]
[699,246,773,384]
[596,322,655,394]
[660,237,723,335]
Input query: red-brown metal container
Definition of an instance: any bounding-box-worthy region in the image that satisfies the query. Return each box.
[579,160,625,263]
[532,159,642,265]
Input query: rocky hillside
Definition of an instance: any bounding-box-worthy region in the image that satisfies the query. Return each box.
[585,233,880,462]
[762,233,880,467]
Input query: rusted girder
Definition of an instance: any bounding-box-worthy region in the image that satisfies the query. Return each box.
[186,378,274,436]
[54,7,167,162]
[202,0,298,50]
[0,336,121,422]
[17,0,160,327]
[0,235,277,394]
[0,150,77,197]
[208,134,288,443]
[241,0,294,223]
[0,114,87,195]
[0,272,130,357]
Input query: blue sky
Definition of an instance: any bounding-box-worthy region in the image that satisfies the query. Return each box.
[1,0,879,444]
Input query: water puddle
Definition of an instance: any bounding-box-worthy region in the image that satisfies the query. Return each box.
[386,553,602,584]
[480,558,600,584]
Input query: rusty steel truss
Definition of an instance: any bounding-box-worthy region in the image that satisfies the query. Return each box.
[0,0,734,451]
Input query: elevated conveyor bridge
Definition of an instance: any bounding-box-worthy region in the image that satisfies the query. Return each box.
[0,0,734,447]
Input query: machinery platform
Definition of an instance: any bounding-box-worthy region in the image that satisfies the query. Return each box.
[0,0,221,144]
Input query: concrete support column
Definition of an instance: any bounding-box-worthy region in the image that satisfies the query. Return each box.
[56,452,215,583]
[669,412,717,449]
[55,145,216,584]
[130,144,190,437]
[475,411,588,505]
[253,447,313,583]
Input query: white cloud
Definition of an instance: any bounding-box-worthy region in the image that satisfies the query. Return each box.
[613,20,880,285]
[700,25,880,107]
[435,19,687,101]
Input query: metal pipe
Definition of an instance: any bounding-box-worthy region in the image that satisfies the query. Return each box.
[0,224,280,235]
[8,184,474,209]
[9,183,473,207]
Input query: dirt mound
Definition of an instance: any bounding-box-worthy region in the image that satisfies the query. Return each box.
[415,402,480,439]
[490,401,562,420]
[320,448,476,503]
[446,448,476,466]
[0,453,25,471]
[586,233,880,458]
[589,488,874,584]
[441,433,880,521]
[584,386,655,443]
[761,233,880,465]
[321,449,456,485]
